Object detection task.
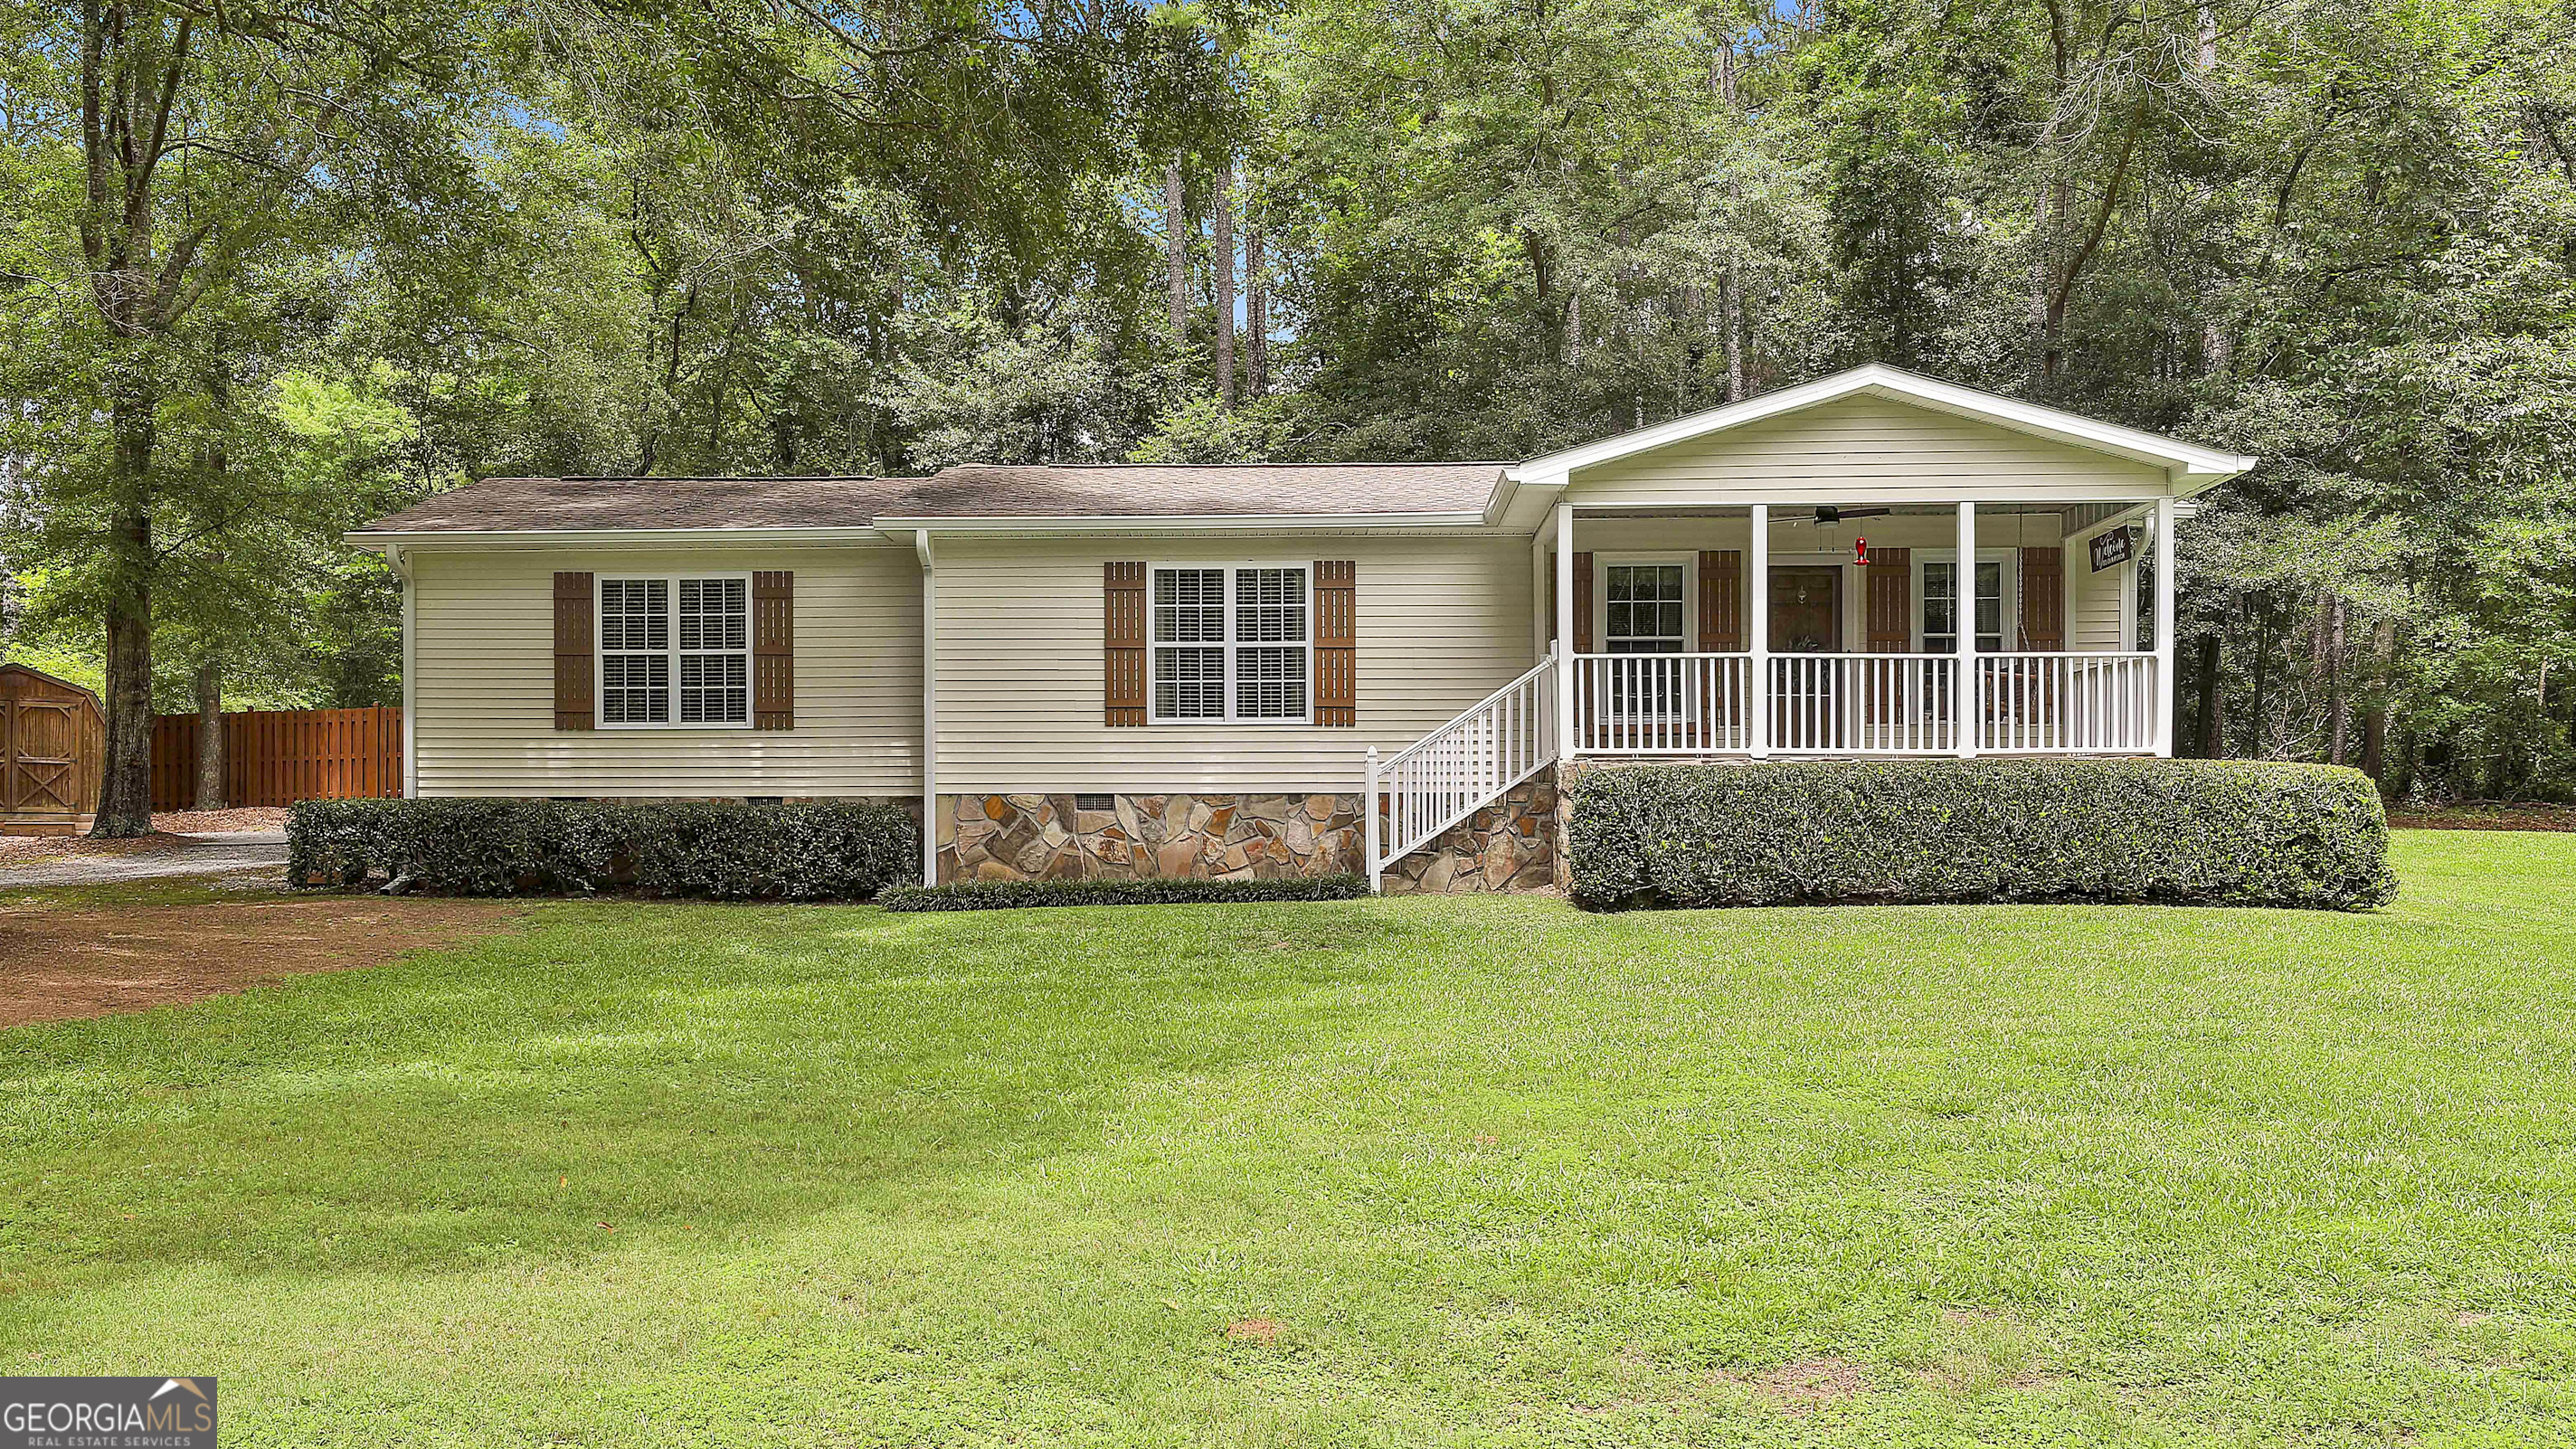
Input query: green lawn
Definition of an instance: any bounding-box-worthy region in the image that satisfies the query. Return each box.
[5,832,2575,1446]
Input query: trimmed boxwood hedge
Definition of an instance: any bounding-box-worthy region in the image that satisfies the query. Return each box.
[1566,758,2395,911]
[878,874,1368,912]
[288,798,919,900]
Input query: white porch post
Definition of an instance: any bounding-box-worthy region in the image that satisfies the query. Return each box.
[1747,503,1769,758]
[1530,529,1548,664]
[1554,502,1576,758]
[1956,500,1978,758]
[2153,494,2177,757]
[1364,745,1382,893]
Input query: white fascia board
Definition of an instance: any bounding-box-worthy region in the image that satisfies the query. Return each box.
[1507,364,2260,489]
[870,511,1492,534]
[344,526,896,550]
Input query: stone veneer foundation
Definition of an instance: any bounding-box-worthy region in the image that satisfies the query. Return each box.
[1377,772,1561,895]
[939,792,1364,883]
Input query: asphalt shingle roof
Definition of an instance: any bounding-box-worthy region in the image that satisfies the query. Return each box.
[355,462,1511,534]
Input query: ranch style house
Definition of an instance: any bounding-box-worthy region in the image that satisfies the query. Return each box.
[348,365,2257,893]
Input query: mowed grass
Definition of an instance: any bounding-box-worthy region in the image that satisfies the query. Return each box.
[5,834,2575,1446]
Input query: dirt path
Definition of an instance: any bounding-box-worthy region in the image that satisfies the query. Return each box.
[0,895,520,1028]
[0,831,288,887]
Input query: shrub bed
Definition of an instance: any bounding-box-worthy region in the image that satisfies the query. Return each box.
[1566,758,2395,911]
[879,875,1368,912]
[288,798,919,900]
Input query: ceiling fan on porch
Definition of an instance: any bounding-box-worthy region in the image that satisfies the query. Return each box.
[1810,506,1890,525]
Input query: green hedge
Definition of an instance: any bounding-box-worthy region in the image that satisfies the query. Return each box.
[1566,759,2395,911]
[879,874,1368,912]
[288,799,919,900]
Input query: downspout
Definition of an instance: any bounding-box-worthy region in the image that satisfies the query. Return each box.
[915,528,938,885]
[387,542,416,799]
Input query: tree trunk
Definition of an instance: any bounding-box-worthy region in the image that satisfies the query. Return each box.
[2325,595,2350,766]
[1246,223,1267,397]
[1164,159,1189,342]
[1213,164,1236,408]
[92,380,157,837]
[2193,631,2223,757]
[1722,260,1745,402]
[2196,2,2232,374]
[192,659,225,811]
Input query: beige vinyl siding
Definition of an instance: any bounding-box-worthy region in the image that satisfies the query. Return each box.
[933,535,1534,795]
[2066,551,2133,651]
[409,545,922,797]
[1566,394,2172,504]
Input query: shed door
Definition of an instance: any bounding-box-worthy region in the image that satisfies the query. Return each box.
[2,696,84,814]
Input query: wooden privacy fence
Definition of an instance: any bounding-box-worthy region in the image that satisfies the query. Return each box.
[152,707,402,810]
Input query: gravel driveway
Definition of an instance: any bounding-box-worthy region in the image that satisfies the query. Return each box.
[0,831,288,887]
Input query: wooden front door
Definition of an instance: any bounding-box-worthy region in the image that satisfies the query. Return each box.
[1770,566,1845,747]
[1770,567,1842,653]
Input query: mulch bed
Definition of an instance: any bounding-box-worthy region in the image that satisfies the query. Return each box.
[0,896,519,1028]
[2388,802,2576,833]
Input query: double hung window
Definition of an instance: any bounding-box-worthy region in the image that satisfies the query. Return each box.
[1923,560,2006,654]
[1151,565,1311,723]
[599,575,750,726]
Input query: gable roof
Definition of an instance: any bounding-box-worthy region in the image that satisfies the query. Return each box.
[1509,364,2258,493]
[349,366,2254,543]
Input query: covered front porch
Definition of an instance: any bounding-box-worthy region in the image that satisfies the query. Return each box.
[1540,497,2178,759]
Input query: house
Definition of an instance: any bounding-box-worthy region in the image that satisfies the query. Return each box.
[348,365,2256,893]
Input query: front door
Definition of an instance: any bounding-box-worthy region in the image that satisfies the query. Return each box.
[1770,566,1843,747]
[1769,567,1842,652]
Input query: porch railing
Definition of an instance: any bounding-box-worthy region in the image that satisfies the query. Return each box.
[1569,650,2158,757]
[1577,653,1754,753]
[1975,652,2157,753]
[1365,650,1558,890]
[1766,654,1959,753]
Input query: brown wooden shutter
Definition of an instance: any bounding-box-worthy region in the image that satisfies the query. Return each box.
[1104,562,1147,725]
[2020,546,2064,650]
[1698,551,1743,651]
[554,572,594,731]
[1572,553,1594,653]
[1313,560,1356,725]
[753,571,794,730]
[1865,547,1912,652]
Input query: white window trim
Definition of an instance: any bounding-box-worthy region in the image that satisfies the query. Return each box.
[1911,549,2019,654]
[595,571,755,731]
[1592,552,1698,654]
[1146,561,1318,726]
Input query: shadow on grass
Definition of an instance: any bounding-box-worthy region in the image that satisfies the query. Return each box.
[0,898,1417,1282]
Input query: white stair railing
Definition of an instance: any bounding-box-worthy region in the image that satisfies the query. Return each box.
[1366,651,1558,891]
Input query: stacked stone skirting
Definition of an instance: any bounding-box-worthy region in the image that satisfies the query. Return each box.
[1377,772,1561,895]
[939,792,1364,883]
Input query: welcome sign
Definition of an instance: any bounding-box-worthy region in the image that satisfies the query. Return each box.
[2088,527,2136,573]
[2,1378,217,1448]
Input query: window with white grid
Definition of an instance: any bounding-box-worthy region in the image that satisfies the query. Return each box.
[1151,564,1310,723]
[598,575,751,727]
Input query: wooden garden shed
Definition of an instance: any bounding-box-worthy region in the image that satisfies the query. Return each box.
[1,662,105,835]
